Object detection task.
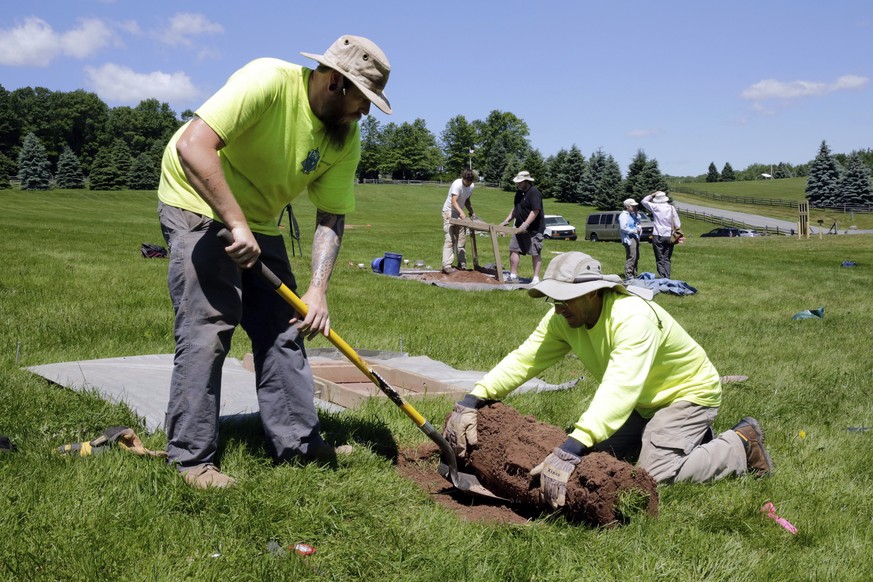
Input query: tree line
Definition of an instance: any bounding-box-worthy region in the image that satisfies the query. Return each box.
[3,84,869,210]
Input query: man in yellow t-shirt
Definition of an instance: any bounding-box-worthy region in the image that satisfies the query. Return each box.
[445,252,773,509]
[156,35,392,490]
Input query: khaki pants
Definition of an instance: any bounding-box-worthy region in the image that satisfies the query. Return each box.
[593,400,748,483]
[442,213,467,269]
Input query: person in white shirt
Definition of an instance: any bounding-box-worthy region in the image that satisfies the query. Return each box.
[441,169,477,274]
[641,191,681,278]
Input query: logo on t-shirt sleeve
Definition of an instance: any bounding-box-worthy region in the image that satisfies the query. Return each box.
[301,149,320,174]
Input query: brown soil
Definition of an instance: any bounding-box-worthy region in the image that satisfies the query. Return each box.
[409,268,504,285]
[397,403,659,526]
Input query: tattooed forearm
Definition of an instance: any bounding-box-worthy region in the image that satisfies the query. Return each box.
[310,211,345,289]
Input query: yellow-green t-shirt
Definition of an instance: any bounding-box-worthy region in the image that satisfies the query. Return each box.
[158,58,361,235]
[471,292,722,448]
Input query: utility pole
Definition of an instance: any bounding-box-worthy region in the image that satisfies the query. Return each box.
[469,148,474,170]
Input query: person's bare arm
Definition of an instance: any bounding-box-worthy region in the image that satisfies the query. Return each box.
[176,117,259,267]
[292,210,345,339]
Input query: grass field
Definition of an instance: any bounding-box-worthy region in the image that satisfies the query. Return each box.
[2,185,872,580]
[671,178,873,230]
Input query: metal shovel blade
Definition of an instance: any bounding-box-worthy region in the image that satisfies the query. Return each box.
[437,462,509,501]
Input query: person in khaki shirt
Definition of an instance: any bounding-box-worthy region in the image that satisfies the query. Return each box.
[445,252,773,509]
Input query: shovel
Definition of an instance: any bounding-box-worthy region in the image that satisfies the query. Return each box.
[217,230,505,501]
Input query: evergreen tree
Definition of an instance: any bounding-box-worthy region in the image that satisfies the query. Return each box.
[555,145,586,203]
[805,141,840,207]
[128,151,160,190]
[706,162,720,182]
[774,162,790,179]
[588,149,624,209]
[500,154,521,192]
[837,152,872,207]
[624,149,649,202]
[88,147,124,190]
[111,139,133,188]
[720,162,736,181]
[17,132,52,190]
[636,158,669,197]
[0,151,13,188]
[55,145,85,189]
[521,149,549,197]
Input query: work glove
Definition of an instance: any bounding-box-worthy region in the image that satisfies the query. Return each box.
[470,213,479,221]
[444,394,487,458]
[530,439,587,509]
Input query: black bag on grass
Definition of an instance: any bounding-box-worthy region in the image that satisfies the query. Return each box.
[141,243,168,259]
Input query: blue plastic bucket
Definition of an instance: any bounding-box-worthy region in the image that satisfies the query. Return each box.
[382,252,402,276]
[371,257,384,273]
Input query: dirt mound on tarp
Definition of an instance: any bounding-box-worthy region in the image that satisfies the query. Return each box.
[416,269,501,285]
[397,403,659,526]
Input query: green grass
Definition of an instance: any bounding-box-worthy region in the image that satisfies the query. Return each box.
[672,178,873,230]
[2,186,873,579]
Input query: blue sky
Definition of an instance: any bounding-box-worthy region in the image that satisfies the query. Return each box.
[1,0,871,176]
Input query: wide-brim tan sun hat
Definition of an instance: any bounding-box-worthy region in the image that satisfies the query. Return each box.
[651,191,670,203]
[512,171,535,183]
[301,35,392,114]
[528,252,653,301]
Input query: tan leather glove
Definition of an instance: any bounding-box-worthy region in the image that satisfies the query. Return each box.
[443,394,484,458]
[530,445,584,509]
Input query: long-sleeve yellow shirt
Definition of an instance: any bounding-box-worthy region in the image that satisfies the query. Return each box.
[471,292,722,448]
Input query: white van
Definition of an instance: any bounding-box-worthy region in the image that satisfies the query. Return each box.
[585,211,654,243]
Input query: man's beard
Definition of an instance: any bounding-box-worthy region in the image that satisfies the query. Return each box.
[319,91,353,149]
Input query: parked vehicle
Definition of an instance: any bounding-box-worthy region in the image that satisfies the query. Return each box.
[700,227,762,238]
[585,210,654,242]
[543,214,577,240]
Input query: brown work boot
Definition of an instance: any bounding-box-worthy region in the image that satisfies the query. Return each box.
[181,464,236,490]
[732,417,773,477]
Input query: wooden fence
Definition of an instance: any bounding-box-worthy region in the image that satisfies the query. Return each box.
[675,208,795,236]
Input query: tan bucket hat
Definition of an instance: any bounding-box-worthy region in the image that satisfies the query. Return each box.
[512,170,535,183]
[651,191,670,203]
[301,35,392,114]
[528,252,653,301]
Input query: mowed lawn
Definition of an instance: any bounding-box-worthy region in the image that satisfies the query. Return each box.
[672,177,873,230]
[1,184,872,580]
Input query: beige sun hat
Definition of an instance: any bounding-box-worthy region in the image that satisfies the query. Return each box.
[623,198,639,207]
[528,252,653,301]
[512,170,535,183]
[651,191,670,203]
[301,35,392,114]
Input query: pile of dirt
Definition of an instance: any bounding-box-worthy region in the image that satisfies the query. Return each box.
[468,403,659,526]
[397,403,658,526]
[411,268,502,285]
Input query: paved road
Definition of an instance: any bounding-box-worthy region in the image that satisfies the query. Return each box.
[673,201,873,236]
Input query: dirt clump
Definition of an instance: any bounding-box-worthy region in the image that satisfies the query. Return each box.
[467,403,659,526]
[397,403,659,526]
[418,269,500,285]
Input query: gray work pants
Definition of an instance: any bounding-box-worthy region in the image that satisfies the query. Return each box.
[592,400,748,483]
[158,203,325,470]
[622,237,639,279]
[652,235,674,278]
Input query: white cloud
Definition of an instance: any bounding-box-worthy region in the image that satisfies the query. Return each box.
[0,17,114,66]
[85,63,200,105]
[156,13,223,46]
[626,128,659,138]
[0,17,61,66]
[60,18,114,59]
[741,75,869,100]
